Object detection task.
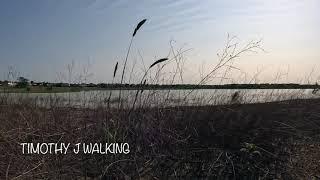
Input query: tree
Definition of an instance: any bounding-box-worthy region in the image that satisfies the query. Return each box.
[16,76,29,88]
[3,80,9,86]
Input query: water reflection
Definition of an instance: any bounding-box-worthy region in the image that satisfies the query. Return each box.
[0,89,318,109]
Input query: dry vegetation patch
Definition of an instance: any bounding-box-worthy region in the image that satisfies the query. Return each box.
[0,99,319,179]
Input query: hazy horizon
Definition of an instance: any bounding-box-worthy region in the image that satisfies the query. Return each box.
[0,0,319,84]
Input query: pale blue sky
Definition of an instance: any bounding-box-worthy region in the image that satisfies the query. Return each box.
[0,0,319,83]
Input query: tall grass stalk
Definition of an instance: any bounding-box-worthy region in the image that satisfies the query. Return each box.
[118,19,147,108]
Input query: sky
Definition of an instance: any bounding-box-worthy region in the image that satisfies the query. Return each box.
[0,0,319,84]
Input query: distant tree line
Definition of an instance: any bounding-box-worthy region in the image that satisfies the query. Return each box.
[0,77,319,90]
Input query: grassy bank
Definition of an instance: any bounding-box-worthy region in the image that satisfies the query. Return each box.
[0,98,319,179]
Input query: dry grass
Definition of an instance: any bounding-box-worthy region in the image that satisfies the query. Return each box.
[0,98,319,179]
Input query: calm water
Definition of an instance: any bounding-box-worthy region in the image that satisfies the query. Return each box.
[0,89,319,108]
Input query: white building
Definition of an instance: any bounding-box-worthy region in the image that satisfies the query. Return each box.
[8,82,16,87]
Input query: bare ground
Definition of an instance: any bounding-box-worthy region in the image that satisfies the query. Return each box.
[0,98,319,179]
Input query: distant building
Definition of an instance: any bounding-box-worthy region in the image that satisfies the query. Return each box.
[80,83,88,87]
[31,82,43,86]
[8,82,16,87]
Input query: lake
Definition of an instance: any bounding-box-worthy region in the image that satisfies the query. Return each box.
[0,89,319,108]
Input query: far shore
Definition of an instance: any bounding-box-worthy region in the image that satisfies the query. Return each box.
[0,83,319,93]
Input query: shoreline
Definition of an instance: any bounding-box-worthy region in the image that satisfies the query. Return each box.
[1,84,319,93]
